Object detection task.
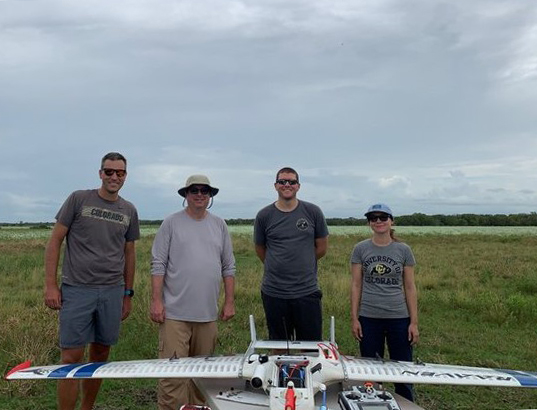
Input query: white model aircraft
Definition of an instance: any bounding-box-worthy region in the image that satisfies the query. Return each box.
[6,316,537,410]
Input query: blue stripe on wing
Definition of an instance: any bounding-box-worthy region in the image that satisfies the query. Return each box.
[499,370,537,387]
[48,364,82,378]
[73,363,108,378]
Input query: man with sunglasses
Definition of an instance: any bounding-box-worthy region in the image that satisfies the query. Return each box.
[254,167,329,341]
[150,175,235,410]
[44,152,140,410]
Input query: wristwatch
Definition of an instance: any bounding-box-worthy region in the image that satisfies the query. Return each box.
[124,289,134,297]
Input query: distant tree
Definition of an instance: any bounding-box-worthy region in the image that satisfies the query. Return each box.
[34,224,51,230]
[226,218,254,225]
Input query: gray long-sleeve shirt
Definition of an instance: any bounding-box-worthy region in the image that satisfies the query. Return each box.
[151,210,235,322]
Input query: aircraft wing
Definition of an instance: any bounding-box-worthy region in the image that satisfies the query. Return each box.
[5,355,243,380]
[341,356,537,388]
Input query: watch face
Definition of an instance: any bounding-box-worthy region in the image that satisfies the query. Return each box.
[125,289,134,297]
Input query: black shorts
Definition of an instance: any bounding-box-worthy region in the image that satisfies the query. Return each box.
[261,290,322,341]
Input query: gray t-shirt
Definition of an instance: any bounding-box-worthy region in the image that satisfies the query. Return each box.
[56,189,140,286]
[151,210,236,322]
[350,239,416,319]
[254,200,329,299]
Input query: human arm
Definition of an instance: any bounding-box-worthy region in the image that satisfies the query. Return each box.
[220,275,235,321]
[44,222,69,310]
[150,221,170,324]
[150,275,166,323]
[121,241,136,320]
[253,213,267,263]
[403,265,419,345]
[255,244,266,263]
[350,263,363,340]
[315,236,328,260]
[314,206,329,260]
[219,224,236,321]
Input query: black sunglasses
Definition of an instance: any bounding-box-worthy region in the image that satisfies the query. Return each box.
[276,179,299,186]
[189,187,211,195]
[367,214,390,222]
[102,168,127,178]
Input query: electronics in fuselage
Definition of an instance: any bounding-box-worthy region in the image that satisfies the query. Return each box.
[276,358,309,388]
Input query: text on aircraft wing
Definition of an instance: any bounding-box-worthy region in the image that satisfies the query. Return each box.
[6,315,537,395]
[341,356,537,388]
[6,355,243,380]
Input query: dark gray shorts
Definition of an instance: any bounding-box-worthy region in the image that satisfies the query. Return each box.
[59,284,123,349]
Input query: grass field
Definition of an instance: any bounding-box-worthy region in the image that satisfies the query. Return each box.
[2,226,537,409]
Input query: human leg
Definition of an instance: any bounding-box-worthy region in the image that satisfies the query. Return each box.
[58,347,86,410]
[188,321,218,403]
[358,316,386,359]
[76,285,123,409]
[80,343,112,410]
[261,291,293,340]
[292,290,323,341]
[58,285,98,410]
[94,285,123,346]
[385,317,414,402]
[158,319,192,410]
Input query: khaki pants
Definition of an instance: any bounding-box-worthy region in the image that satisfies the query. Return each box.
[157,319,217,410]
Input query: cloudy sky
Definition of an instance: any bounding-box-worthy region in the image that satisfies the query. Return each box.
[1,0,537,223]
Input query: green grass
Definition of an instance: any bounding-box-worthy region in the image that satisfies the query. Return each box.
[2,228,537,409]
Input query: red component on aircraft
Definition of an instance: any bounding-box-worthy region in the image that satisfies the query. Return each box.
[284,383,296,410]
[5,361,32,379]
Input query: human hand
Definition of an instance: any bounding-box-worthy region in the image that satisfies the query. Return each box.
[150,299,166,323]
[352,318,362,341]
[44,284,62,310]
[408,323,419,346]
[219,302,235,322]
[122,297,132,320]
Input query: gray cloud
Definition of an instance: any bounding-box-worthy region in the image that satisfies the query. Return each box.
[1,0,536,222]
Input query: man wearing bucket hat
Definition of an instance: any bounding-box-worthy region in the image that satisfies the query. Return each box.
[150,175,236,410]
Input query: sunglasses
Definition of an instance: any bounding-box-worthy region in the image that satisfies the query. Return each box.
[102,168,127,178]
[189,187,211,195]
[367,214,390,222]
[276,179,299,186]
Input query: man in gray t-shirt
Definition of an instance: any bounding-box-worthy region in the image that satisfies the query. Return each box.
[44,152,140,410]
[150,175,235,410]
[254,167,328,341]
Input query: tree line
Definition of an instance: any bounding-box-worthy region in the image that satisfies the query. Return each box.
[324,212,537,226]
[3,213,537,227]
[222,213,537,226]
[220,213,537,227]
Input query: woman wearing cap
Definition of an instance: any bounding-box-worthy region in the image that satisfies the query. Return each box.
[350,203,419,402]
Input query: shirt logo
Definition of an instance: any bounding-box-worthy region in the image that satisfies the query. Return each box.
[296,218,309,231]
[82,206,130,226]
[372,263,392,276]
